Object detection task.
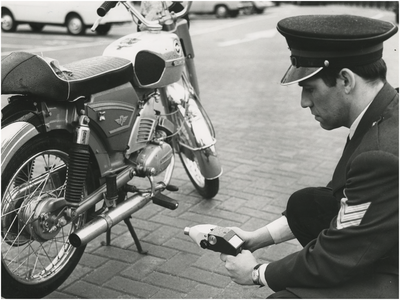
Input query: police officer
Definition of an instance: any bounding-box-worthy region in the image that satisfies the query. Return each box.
[220,14,399,298]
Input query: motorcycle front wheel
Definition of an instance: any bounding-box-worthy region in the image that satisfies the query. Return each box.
[179,149,219,199]
[1,133,97,299]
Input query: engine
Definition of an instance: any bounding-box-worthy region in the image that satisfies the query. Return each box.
[129,141,173,177]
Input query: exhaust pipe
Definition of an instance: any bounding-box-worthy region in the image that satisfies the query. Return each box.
[69,193,151,247]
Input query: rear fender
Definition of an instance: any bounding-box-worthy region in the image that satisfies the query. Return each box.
[1,121,39,173]
[1,100,116,176]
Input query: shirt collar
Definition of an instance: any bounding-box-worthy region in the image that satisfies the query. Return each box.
[349,102,373,140]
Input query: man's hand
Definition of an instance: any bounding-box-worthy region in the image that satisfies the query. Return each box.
[228,226,275,252]
[220,250,258,285]
[227,227,258,252]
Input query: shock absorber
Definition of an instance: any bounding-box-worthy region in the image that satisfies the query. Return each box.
[65,114,91,204]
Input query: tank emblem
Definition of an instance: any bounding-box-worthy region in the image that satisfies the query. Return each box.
[117,37,141,49]
[174,40,182,55]
[115,115,128,126]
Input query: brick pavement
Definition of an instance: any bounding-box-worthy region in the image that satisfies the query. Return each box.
[45,4,398,299]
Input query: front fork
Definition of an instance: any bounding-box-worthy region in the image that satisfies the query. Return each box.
[165,75,222,180]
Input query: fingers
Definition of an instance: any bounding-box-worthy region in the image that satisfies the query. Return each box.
[220,253,227,262]
[240,249,251,255]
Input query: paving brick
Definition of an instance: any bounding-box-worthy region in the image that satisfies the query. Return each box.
[84,260,129,285]
[180,266,231,288]
[179,211,225,225]
[77,253,107,268]
[163,237,203,255]
[150,214,192,229]
[193,252,226,273]
[93,245,143,263]
[129,217,163,231]
[43,291,79,299]
[129,241,179,259]
[184,283,224,299]
[217,197,247,211]
[121,255,166,280]
[63,281,130,299]
[141,225,182,245]
[104,276,159,298]
[158,252,200,275]
[144,272,198,293]
[57,264,94,290]
[150,288,186,299]
[199,208,251,223]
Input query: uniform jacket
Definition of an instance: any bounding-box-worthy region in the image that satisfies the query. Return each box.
[265,83,399,298]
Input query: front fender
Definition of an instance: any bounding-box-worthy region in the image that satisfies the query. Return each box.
[1,121,39,173]
[180,97,222,180]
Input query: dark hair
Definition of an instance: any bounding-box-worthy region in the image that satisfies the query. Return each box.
[315,59,387,87]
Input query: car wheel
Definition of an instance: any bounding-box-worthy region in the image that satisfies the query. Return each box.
[214,5,229,18]
[1,8,17,32]
[95,24,111,35]
[29,23,45,32]
[66,14,85,35]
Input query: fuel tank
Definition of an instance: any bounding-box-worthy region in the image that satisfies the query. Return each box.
[103,31,185,89]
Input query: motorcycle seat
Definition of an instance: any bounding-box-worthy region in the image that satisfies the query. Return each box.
[1,52,134,101]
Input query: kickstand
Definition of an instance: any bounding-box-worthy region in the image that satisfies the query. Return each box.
[105,191,148,254]
[105,217,148,254]
[124,217,148,254]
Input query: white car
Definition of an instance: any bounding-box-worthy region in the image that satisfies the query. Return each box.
[189,1,253,18]
[250,1,275,14]
[1,1,132,35]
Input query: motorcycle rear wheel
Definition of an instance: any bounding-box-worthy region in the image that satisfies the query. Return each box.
[1,133,97,299]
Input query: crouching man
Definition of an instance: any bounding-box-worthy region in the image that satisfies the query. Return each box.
[221,14,399,299]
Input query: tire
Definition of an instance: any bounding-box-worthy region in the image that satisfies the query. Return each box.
[29,23,45,32]
[214,5,229,18]
[66,14,85,35]
[96,24,111,35]
[1,8,17,32]
[1,132,98,298]
[179,148,219,199]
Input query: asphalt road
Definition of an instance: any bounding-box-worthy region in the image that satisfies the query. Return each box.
[1,3,399,299]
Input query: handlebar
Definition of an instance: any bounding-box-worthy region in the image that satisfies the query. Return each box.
[93,1,192,32]
[97,1,118,17]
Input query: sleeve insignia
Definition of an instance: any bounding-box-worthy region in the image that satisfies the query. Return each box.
[336,191,371,230]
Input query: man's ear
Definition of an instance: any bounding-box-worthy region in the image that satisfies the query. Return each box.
[338,68,356,93]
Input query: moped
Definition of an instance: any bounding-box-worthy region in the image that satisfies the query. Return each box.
[1,2,222,298]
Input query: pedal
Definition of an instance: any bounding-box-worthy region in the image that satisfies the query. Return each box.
[152,193,179,210]
[166,184,179,192]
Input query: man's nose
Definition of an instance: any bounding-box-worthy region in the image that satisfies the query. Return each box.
[301,93,312,108]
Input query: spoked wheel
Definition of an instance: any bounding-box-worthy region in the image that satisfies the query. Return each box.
[1,133,97,298]
[179,147,219,199]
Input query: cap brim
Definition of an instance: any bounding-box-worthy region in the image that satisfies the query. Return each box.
[280,65,323,86]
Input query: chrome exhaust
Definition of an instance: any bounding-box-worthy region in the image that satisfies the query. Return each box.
[69,193,151,247]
